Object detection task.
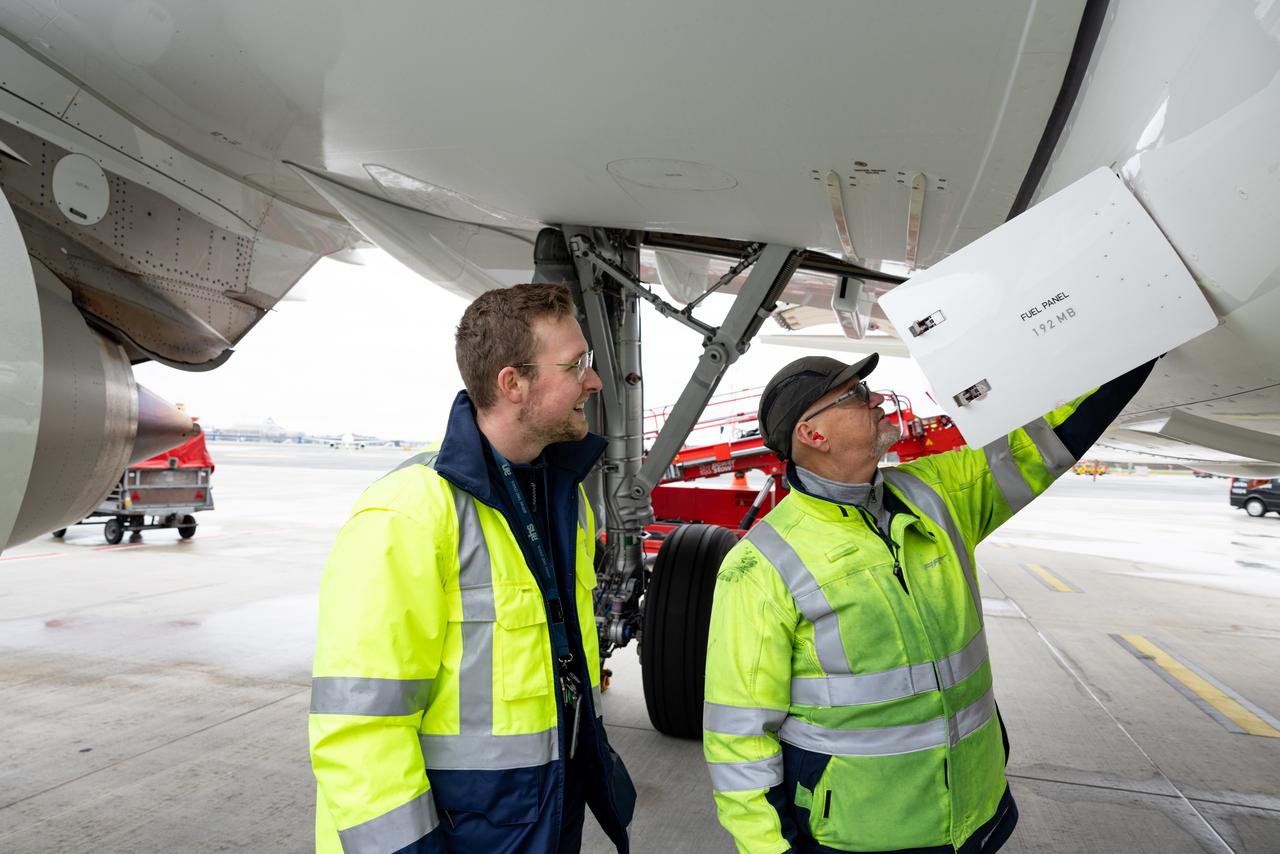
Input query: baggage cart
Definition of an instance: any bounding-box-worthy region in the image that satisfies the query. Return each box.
[52,432,216,544]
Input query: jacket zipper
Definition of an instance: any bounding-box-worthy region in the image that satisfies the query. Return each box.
[857,507,908,594]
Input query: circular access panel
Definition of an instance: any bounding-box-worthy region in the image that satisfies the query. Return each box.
[52,153,110,226]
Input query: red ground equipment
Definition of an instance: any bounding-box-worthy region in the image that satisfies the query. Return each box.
[643,388,966,553]
[52,430,216,544]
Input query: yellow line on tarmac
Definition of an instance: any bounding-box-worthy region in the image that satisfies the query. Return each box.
[1024,563,1074,593]
[1121,634,1280,738]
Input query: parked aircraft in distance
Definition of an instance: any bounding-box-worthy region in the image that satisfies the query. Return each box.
[326,433,367,451]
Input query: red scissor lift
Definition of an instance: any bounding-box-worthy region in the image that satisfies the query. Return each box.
[643,387,966,552]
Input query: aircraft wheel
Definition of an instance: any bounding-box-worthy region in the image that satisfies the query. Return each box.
[641,523,739,739]
[51,528,67,538]
[178,515,197,539]
[103,517,123,545]
[1245,498,1267,518]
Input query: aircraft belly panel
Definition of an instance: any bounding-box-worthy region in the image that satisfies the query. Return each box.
[0,1,1088,262]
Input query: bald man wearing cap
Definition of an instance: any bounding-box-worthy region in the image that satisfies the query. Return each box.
[702,354,1156,854]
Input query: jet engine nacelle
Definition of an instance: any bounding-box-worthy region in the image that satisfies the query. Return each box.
[1,198,196,551]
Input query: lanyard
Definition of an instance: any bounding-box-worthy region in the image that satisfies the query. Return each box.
[490,447,574,667]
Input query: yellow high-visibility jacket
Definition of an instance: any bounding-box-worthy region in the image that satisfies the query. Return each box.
[704,363,1154,854]
[311,392,634,854]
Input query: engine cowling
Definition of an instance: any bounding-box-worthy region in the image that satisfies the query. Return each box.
[1,208,196,551]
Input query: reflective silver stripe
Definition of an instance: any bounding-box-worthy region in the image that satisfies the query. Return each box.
[593,682,603,719]
[451,487,494,738]
[982,435,1035,514]
[952,688,997,744]
[337,789,439,854]
[1022,417,1075,478]
[386,450,439,478]
[578,488,591,538]
[459,585,497,621]
[420,727,558,770]
[746,522,850,674]
[936,631,989,689]
[707,754,784,793]
[882,468,983,626]
[310,677,433,716]
[790,661,937,706]
[778,688,996,757]
[703,702,787,736]
[790,630,989,706]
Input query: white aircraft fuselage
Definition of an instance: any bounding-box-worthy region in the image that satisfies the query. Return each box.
[1,0,1279,549]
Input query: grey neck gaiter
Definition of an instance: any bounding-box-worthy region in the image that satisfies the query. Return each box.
[793,465,891,536]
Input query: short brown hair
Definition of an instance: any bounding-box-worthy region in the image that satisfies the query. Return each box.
[455,283,576,409]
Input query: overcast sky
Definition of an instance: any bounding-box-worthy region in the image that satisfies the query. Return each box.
[133,250,937,443]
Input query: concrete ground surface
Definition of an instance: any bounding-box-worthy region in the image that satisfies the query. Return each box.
[0,444,1276,853]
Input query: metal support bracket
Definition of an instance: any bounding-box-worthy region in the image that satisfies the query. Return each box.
[632,243,801,499]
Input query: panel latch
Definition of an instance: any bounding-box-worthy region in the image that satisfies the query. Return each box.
[908,310,945,337]
[953,379,992,407]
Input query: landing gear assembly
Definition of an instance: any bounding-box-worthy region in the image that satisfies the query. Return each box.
[534,226,816,736]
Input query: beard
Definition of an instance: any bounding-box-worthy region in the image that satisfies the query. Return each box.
[518,402,587,447]
[871,421,902,459]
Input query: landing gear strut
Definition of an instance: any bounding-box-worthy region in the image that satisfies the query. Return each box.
[537,226,801,737]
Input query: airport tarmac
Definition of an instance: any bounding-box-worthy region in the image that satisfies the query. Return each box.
[1,443,1277,853]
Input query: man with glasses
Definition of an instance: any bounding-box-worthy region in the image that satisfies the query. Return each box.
[703,353,1155,854]
[310,283,635,854]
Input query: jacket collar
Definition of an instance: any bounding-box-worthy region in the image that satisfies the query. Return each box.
[785,460,920,528]
[433,390,606,504]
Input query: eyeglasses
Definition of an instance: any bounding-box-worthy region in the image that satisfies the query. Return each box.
[801,380,871,422]
[515,349,594,382]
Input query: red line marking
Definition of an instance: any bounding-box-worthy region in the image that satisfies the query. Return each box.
[92,543,147,552]
[0,551,65,563]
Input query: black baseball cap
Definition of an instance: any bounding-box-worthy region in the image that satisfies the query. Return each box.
[758,353,879,459]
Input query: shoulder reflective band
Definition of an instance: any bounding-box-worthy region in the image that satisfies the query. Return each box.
[337,789,439,854]
[982,434,1035,515]
[311,677,434,716]
[383,449,439,479]
[490,446,573,664]
[745,521,851,675]
[778,689,995,757]
[1022,416,1076,478]
[707,753,785,793]
[789,630,988,706]
[882,468,983,625]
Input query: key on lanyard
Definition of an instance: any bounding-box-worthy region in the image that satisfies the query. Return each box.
[561,665,583,759]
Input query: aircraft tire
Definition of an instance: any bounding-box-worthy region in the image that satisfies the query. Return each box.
[1245,498,1267,518]
[641,523,739,739]
[103,517,123,545]
[51,528,67,538]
